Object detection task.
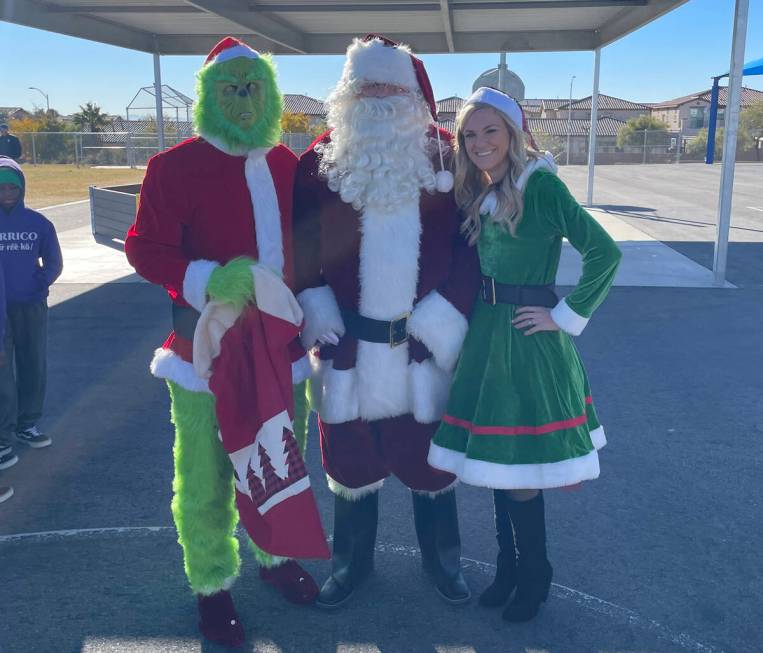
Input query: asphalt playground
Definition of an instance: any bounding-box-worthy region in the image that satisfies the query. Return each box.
[1,163,761,653]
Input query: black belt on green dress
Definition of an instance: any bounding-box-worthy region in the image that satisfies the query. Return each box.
[172,303,201,341]
[480,276,558,308]
[340,308,410,348]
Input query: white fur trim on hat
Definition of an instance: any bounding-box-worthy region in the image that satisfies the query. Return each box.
[465,86,523,131]
[343,37,418,91]
[182,259,219,313]
[211,44,259,66]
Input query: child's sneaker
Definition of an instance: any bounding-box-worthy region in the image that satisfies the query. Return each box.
[16,426,52,448]
[0,450,18,470]
[0,486,13,503]
[0,439,13,457]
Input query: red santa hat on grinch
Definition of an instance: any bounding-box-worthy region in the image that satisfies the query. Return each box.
[204,36,260,67]
[341,34,454,193]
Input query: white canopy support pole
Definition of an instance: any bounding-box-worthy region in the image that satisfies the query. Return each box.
[586,47,601,206]
[153,50,166,151]
[498,51,506,92]
[713,0,749,286]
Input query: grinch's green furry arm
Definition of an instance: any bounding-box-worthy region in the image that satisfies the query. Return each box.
[206,257,256,310]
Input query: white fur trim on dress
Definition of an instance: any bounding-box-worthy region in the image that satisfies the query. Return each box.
[343,37,418,91]
[292,354,311,385]
[515,151,558,191]
[428,442,600,490]
[297,285,345,349]
[246,148,284,275]
[327,476,384,501]
[407,291,469,373]
[409,359,451,424]
[550,296,590,336]
[182,259,219,313]
[150,347,211,394]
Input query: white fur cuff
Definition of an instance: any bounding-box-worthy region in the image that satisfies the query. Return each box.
[550,297,589,336]
[297,285,345,349]
[182,259,219,313]
[407,291,468,373]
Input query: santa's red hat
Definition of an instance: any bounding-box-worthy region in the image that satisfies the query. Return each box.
[341,34,453,192]
[204,36,260,67]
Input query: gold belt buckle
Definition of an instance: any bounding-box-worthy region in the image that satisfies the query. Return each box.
[389,312,411,348]
[482,277,497,305]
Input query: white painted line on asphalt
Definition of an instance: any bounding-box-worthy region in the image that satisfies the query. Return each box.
[747,206,763,212]
[0,527,724,653]
[36,199,90,211]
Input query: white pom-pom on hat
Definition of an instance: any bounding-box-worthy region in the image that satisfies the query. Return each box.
[435,170,454,193]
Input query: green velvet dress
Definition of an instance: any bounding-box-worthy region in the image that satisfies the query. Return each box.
[428,169,621,489]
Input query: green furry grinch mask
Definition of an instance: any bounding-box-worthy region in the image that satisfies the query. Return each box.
[194,40,282,153]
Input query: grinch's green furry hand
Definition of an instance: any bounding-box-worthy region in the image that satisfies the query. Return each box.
[207,257,256,311]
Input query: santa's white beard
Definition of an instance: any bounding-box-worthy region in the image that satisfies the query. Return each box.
[319,93,436,211]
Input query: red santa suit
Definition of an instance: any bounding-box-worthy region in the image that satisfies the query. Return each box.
[126,137,308,385]
[294,125,480,496]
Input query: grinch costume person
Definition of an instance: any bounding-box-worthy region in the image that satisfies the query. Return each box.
[293,35,481,609]
[125,37,322,648]
[428,87,622,622]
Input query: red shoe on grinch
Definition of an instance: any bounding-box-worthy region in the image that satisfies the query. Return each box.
[259,560,320,604]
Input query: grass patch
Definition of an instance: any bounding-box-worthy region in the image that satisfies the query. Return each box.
[22,165,146,209]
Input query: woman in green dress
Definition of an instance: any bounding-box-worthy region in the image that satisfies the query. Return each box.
[428,88,621,622]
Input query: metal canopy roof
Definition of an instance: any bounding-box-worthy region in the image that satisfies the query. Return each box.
[3,0,688,56]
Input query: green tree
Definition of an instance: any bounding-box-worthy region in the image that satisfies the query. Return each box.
[73,102,109,132]
[532,132,565,159]
[686,124,753,160]
[616,115,669,148]
[281,112,310,133]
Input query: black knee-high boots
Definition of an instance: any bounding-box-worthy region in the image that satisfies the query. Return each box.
[412,490,471,604]
[316,491,379,609]
[481,490,553,622]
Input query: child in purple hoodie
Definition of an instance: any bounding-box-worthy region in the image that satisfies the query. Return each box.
[0,156,62,453]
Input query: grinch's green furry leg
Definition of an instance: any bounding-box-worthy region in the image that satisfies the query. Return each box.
[249,381,310,568]
[168,381,241,594]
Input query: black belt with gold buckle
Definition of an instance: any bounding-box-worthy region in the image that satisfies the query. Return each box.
[480,276,558,308]
[340,308,410,348]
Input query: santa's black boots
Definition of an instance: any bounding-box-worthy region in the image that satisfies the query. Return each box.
[502,491,553,622]
[412,490,471,605]
[316,491,379,609]
[259,560,319,604]
[479,489,519,607]
[197,590,245,648]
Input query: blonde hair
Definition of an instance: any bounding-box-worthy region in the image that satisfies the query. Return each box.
[454,102,541,243]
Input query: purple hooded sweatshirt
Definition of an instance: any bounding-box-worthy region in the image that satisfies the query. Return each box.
[0,157,63,303]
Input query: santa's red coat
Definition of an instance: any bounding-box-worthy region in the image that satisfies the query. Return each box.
[293,129,480,425]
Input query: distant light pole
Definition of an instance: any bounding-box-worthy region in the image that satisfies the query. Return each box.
[28,87,50,113]
[566,75,576,165]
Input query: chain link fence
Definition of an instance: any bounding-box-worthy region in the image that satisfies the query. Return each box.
[15,129,762,167]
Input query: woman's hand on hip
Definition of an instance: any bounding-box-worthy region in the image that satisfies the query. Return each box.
[512,306,560,336]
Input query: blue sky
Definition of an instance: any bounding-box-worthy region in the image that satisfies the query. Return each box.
[1,0,762,117]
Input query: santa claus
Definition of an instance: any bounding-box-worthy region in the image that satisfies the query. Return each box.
[293,35,480,609]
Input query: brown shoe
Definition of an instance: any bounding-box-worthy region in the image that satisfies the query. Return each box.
[197,590,245,648]
[259,560,319,604]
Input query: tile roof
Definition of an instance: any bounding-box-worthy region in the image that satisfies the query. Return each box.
[283,94,326,116]
[436,96,465,115]
[650,86,763,109]
[527,117,626,137]
[557,94,651,111]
